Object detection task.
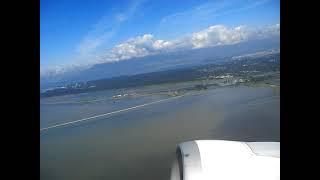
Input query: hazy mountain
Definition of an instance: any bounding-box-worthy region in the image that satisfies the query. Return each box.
[40,37,279,90]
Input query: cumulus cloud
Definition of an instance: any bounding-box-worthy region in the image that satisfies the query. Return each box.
[190,25,251,48]
[41,23,280,77]
[256,23,280,38]
[98,34,177,63]
[97,24,279,63]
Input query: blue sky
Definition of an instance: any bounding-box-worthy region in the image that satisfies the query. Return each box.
[41,0,279,72]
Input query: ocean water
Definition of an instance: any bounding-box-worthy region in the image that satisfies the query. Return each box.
[40,85,280,180]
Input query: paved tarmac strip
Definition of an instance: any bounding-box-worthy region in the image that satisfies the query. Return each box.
[40,95,184,132]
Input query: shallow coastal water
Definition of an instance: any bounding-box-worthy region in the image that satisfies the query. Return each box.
[40,85,279,180]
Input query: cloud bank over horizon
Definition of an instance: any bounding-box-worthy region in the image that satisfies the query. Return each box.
[40,23,279,78]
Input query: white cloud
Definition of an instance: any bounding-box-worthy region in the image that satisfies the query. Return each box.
[97,24,279,63]
[41,23,280,78]
[98,34,177,62]
[152,39,175,50]
[258,23,280,37]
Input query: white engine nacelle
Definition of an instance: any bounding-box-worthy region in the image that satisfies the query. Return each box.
[170,140,280,180]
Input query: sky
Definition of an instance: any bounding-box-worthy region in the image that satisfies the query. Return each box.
[40,0,280,76]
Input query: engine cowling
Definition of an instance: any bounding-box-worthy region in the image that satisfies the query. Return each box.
[170,140,280,180]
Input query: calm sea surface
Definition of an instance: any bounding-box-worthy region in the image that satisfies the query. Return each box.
[40,85,280,180]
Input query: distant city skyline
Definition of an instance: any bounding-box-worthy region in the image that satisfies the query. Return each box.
[41,0,279,76]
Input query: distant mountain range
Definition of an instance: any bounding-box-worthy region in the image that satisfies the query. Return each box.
[40,37,279,91]
[40,50,280,98]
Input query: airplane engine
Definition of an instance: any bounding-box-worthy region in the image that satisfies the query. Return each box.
[170,140,280,180]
